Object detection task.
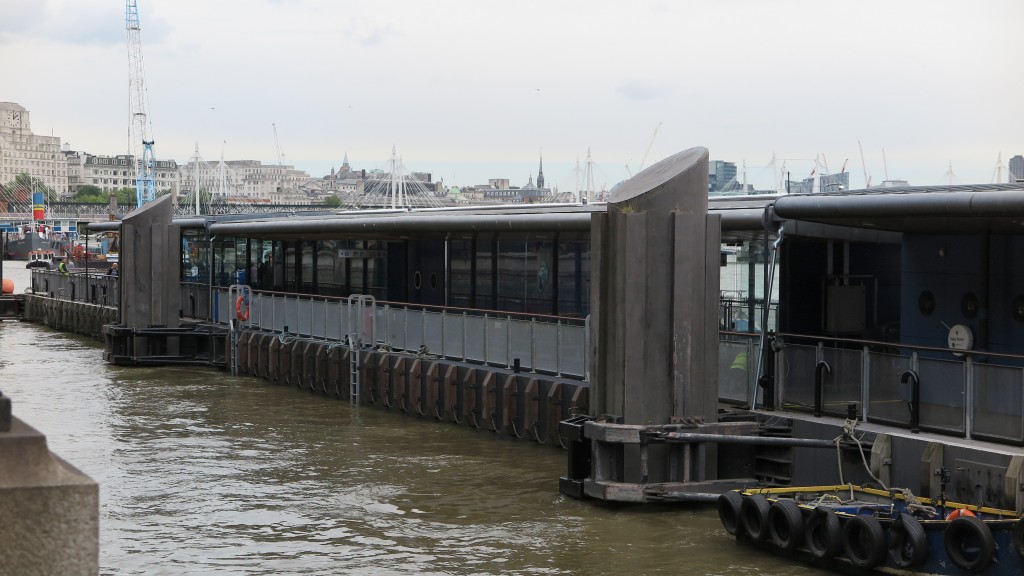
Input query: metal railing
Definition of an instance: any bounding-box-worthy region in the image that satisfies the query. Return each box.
[771,333,1024,446]
[30,269,119,307]
[189,286,589,380]
[719,297,778,333]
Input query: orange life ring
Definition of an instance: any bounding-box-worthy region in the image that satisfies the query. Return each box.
[946,508,975,521]
[235,294,250,321]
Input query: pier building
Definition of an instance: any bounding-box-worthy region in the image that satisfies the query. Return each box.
[21,148,1024,513]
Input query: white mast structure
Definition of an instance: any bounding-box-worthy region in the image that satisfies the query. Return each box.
[125,0,158,208]
[583,148,595,203]
[992,152,1004,184]
[216,149,231,198]
[388,146,406,208]
[573,157,581,203]
[193,143,201,215]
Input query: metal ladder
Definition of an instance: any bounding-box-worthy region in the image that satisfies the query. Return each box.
[346,295,376,404]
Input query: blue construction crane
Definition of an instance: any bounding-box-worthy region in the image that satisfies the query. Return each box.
[126,0,157,207]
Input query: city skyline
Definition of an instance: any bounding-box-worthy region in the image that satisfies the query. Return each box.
[2,0,1022,191]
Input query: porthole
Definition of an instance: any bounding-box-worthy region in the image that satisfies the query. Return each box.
[1013,295,1024,323]
[430,273,438,289]
[413,271,422,290]
[918,291,935,316]
[961,292,979,319]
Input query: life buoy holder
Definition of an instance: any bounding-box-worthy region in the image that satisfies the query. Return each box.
[235,294,250,321]
[945,508,975,521]
[842,515,887,569]
[945,515,995,572]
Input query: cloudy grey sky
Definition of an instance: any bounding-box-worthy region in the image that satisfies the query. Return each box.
[2,0,1022,191]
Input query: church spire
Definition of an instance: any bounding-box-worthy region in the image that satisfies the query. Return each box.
[537,153,545,189]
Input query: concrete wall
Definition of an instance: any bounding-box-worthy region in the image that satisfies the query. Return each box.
[0,416,99,576]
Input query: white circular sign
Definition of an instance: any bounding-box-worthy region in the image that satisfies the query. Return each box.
[947,324,974,353]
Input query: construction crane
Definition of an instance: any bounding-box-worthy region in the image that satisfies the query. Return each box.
[858,141,872,188]
[625,122,661,177]
[125,0,157,207]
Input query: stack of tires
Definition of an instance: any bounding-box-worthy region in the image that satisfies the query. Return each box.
[718,491,999,573]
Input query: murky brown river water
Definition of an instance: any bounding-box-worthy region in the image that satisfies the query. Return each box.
[0,263,827,575]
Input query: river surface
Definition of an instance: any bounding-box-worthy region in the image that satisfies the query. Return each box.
[0,262,826,575]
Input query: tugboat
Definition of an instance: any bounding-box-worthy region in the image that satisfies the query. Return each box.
[25,249,56,269]
[718,480,1024,575]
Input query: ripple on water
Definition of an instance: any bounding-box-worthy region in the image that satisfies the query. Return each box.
[0,318,828,576]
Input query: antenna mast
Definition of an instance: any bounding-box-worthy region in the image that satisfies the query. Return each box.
[125,0,157,207]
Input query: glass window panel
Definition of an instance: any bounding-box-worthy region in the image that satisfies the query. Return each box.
[496,235,527,313]
[449,237,473,308]
[475,236,494,310]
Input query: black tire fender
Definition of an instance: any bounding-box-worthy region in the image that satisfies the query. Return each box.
[889,512,929,568]
[842,515,887,568]
[944,515,995,573]
[767,499,805,551]
[805,509,842,559]
[717,491,744,537]
[740,494,771,542]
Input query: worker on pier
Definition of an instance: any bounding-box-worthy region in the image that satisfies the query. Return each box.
[107,263,119,277]
[57,257,69,276]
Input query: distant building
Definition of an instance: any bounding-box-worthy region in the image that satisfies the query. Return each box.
[1010,155,1024,183]
[0,102,67,197]
[787,171,851,194]
[879,179,910,188]
[216,160,309,203]
[66,151,178,198]
[708,160,737,192]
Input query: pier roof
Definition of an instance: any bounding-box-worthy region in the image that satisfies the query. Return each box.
[773,183,1024,233]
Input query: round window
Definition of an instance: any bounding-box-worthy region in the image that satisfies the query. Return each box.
[413,271,422,290]
[430,273,438,289]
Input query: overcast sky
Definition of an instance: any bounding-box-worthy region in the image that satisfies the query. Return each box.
[2,0,1022,191]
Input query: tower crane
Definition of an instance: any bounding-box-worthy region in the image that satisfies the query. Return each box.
[125,0,157,207]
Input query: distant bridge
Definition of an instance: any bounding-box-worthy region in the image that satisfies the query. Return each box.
[4,202,342,224]
[4,197,461,224]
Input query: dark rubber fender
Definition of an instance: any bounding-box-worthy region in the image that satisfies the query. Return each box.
[739,494,770,542]
[842,515,887,569]
[944,515,995,573]
[717,491,744,536]
[805,509,842,559]
[767,499,804,551]
[889,512,928,568]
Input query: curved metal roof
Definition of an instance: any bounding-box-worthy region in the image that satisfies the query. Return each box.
[774,183,1024,233]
